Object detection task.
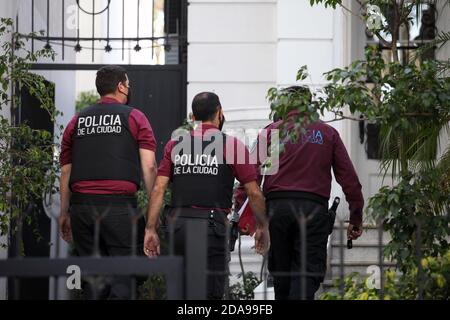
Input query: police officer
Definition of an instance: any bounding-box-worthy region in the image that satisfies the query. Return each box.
[143,92,269,299]
[59,65,158,299]
[249,86,364,300]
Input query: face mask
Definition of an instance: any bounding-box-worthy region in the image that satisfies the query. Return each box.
[118,84,131,105]
[124,87,131,105]
[219,114,225,131]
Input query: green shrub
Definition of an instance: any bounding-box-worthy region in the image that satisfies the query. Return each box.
[75,90,99,112]
[229,272,261,300]
[321,250,450,300]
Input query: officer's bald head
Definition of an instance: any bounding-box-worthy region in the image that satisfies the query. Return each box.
[192,92,222,122]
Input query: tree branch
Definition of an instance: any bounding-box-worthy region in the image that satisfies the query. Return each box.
[322,111,448,124]
[338,2,360,18]
[374,31,392,48]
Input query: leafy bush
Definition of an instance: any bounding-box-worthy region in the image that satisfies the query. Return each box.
[368,170,450,273]
[229,272,261,300]
[75,90,99,113]
[138,275,167,300]
[0,18,58,247]
[321,251,450,300]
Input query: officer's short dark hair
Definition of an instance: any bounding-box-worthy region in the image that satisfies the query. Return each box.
[192,92,221,121]
[95,65,128,96]
[282,85,312,103]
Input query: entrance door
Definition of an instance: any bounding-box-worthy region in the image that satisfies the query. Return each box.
[126,65,186,161]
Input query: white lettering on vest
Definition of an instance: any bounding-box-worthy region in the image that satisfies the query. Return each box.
[77,114,123,136]
[174,154,219,176]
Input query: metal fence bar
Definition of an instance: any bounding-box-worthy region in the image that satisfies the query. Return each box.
[185,219,207,300]
[0,256,184,299]
[339,219,345,299]
[224,219,231,300]
[378,219,385,300]
[130,204,140,300]
[415,219,424,300]
[166,265,183,300]
[299,209,307,300]
[0,257,182,277]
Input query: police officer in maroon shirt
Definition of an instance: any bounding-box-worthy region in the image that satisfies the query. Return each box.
[143,92,269,299]
[58,65,157,299]
[252,86,364,300]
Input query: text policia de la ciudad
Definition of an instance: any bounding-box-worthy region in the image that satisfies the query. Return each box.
[174,154,219,175]
[77,114,123,136]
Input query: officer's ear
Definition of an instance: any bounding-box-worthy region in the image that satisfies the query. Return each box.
[117,75,129,91]
[217,108,223,121]
[117,81,126,92]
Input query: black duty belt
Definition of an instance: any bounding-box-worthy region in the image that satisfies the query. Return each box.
[266,191,328,207]
[166,207,228,225]
[70,192,137,207]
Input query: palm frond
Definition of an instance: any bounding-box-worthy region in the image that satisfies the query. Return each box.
[414,31,450,61]
[407,122,441,172]
[379,124,400,180]
[436,130,450,175]
[378,119,448,178]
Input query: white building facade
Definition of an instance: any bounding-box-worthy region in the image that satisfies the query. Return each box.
[0,0,449,299]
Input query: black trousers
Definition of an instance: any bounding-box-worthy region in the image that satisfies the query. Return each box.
[267,198,331,300]
[164,208,228,300]
[69,193,145,300]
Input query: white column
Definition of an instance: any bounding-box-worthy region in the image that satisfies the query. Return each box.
[436,1,450,159]
[187,0,277,130]
[0,0,20,300]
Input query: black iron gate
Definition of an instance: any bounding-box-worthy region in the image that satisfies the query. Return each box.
[29,63,187,161]
[5,0,189,300]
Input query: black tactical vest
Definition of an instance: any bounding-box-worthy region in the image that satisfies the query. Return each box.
[171,131,235,209]
[69,103,141,187]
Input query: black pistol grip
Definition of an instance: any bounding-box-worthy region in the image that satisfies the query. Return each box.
[330,197,340,212]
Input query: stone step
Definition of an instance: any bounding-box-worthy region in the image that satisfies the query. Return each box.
[330,227,391,245]
[329,261,396,278]
[330,246,389,263]
[229,260,263,276]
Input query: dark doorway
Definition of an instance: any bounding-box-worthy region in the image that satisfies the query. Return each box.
[8,82,55,299]
[126,65,187,161]
[30,64,187,162]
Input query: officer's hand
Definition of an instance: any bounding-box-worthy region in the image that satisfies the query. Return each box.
[347,223,363,240]
[255,225,270,255]
[59,213,73,243]
[144,228,160,258]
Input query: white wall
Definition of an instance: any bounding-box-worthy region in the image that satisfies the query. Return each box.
[436,1,450,62]
[188,0,276,131]
[436,2,450,160]
[187,0,347,129]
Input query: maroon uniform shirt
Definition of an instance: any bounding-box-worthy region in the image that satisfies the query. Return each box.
[247,111,364,225]
[60,97,157,194]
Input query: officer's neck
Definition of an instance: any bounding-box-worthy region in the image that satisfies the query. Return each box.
[102,93,125,104]
[201,121,219,129]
